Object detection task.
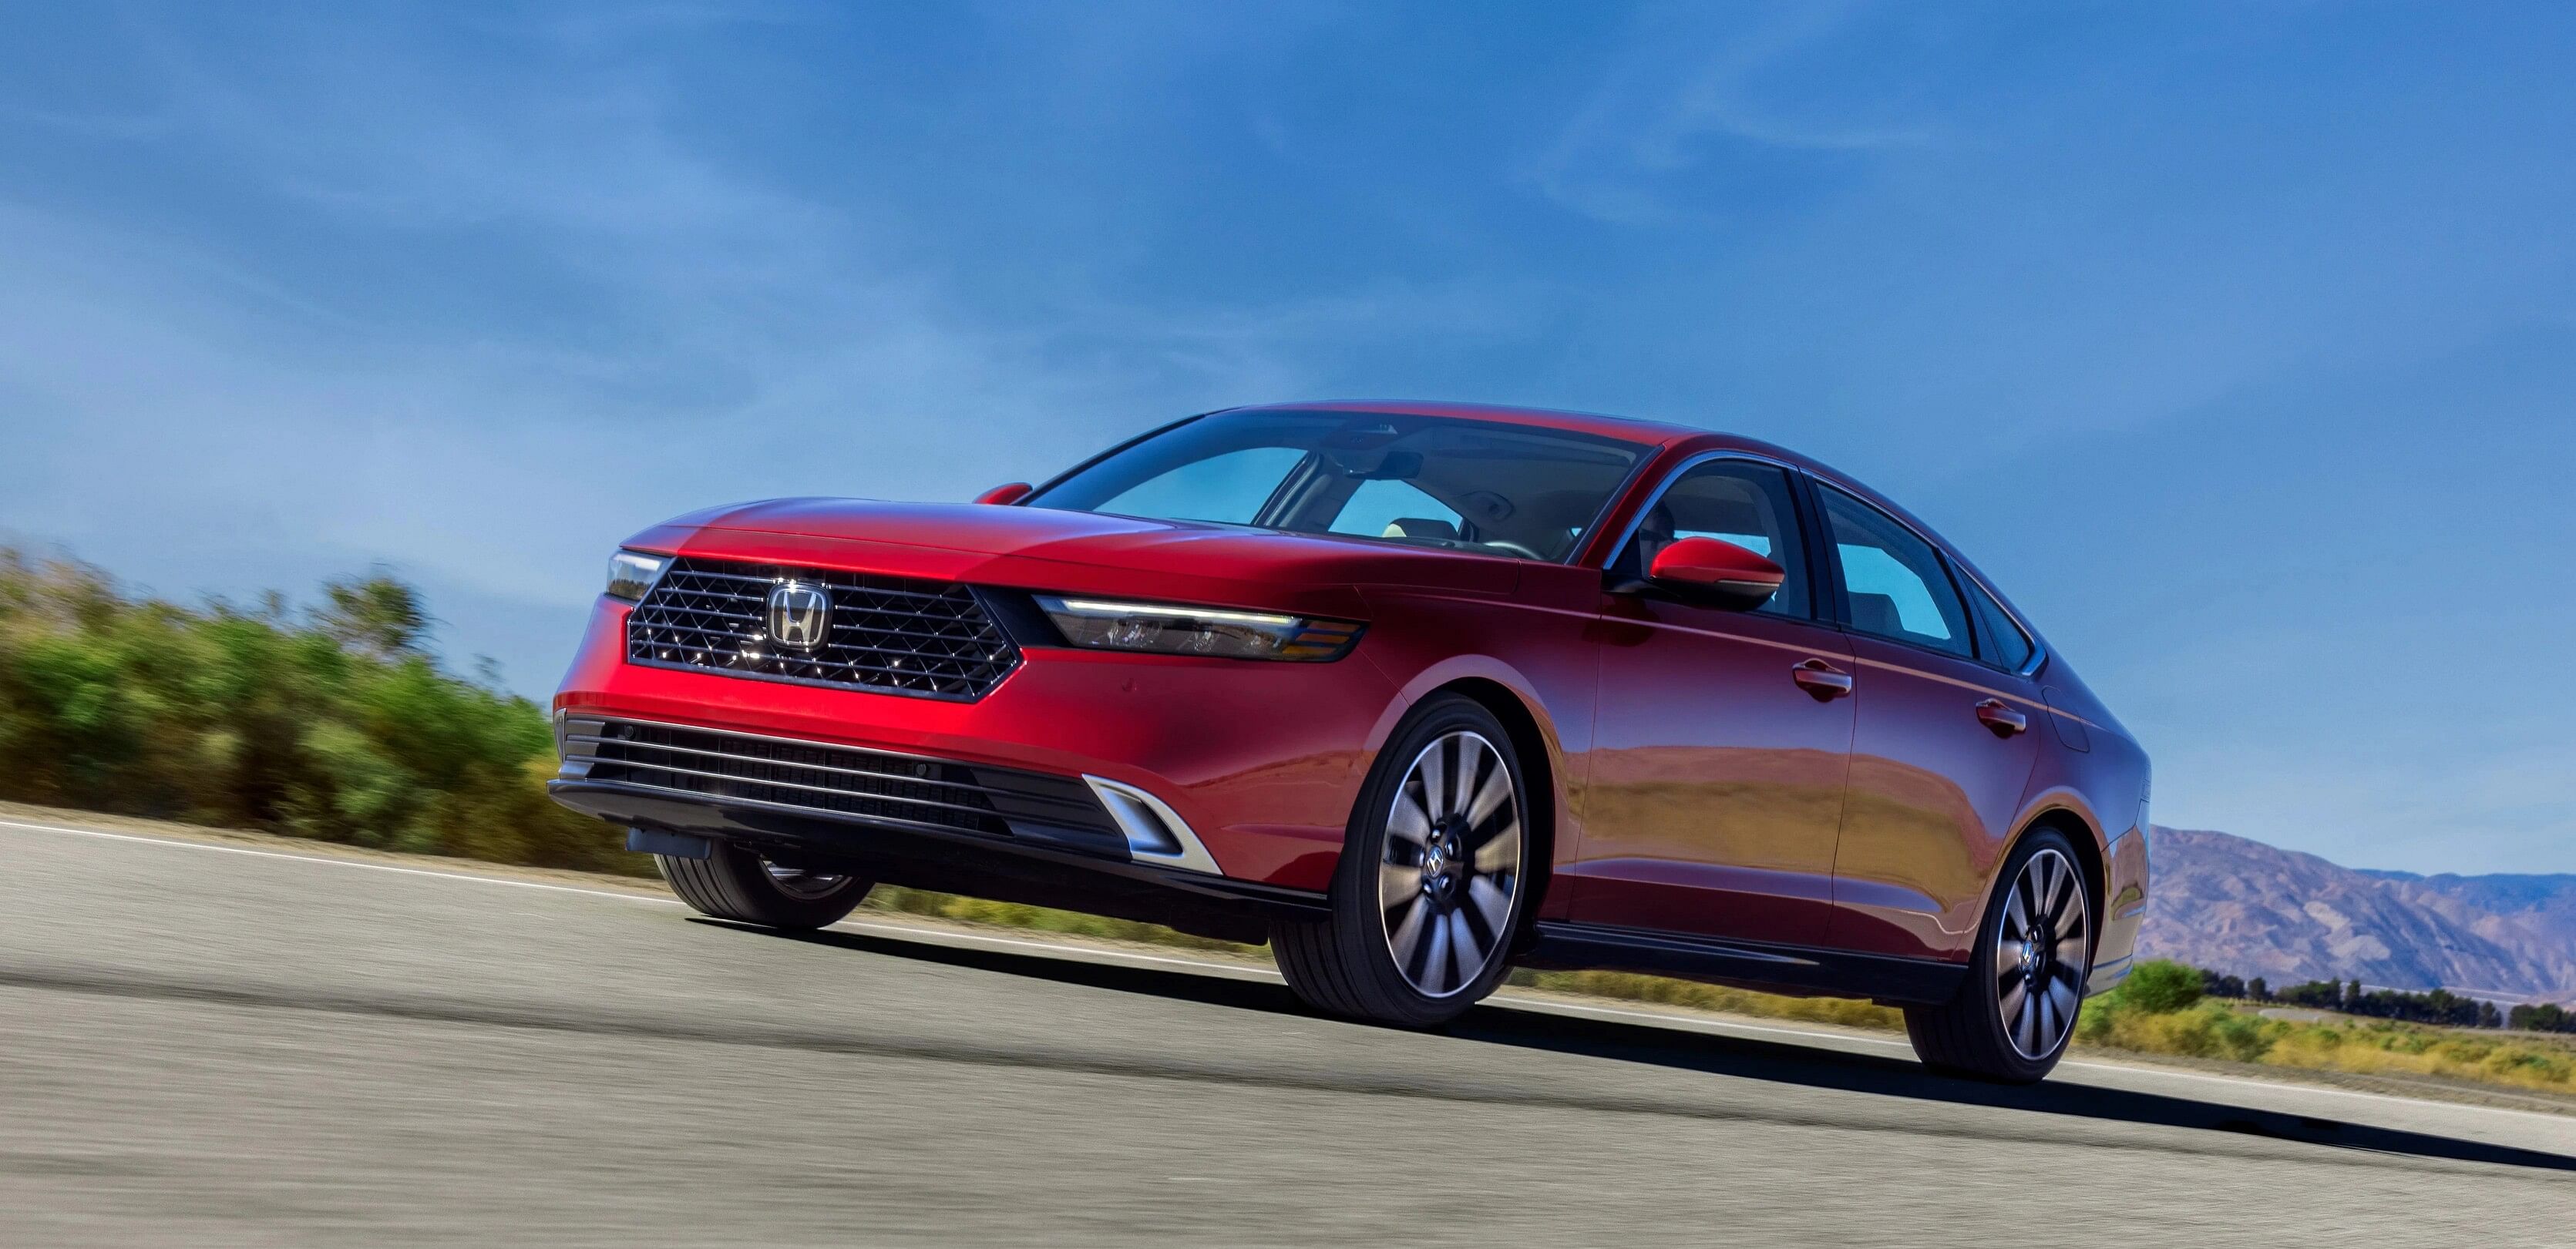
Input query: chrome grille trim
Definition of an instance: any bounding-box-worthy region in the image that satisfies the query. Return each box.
[625,556,1020,700]
[562,717,1114,840]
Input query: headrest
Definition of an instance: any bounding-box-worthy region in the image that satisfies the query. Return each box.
[1851,592,1904,636]
[1383,518,1459,541]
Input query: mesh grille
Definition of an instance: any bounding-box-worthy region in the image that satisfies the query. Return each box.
[627,557,1020,700]
[572,720,1110,838]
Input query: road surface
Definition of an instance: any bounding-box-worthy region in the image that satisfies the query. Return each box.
[2,813,2569,1247]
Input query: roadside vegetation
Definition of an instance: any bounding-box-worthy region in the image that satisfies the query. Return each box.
[0,549,627,871]
[2077,959,2574,1093]
[6,548,2568,1100]
[1499,968,1905,1030]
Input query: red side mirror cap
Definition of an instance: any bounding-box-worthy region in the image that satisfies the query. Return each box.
[974,482,1034,506]
[1646,536,1785,609]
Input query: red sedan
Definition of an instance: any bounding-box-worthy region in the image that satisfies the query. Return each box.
[550,401,2150,1083]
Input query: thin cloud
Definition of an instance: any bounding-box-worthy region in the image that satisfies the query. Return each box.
[1522,1,1937,226]
[0,5,1529,673]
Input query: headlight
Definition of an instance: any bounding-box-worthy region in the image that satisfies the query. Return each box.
[605,549,669,600]
[1034,596,1362,661]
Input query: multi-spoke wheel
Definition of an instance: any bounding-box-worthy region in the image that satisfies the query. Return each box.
[1273,694,1531,1027]
[657,840,874,930]
[762,859,861,903]
[1994,847,2090,1060]
[1904,828,2094,1083]
[1379,730,1522,998]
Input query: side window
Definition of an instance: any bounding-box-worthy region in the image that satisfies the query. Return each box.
[1965,576,2035,672]
[1095,446,1306,525]
[1616,460,1812,619]
[1818,485,1971,657]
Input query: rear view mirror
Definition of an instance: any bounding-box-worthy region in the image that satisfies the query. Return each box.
[1325,448,1423,481]
[974,482,1033,505]
[1645,536,1784,610]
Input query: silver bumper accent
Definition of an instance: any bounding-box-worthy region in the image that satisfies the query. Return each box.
[1082,775,1222,875]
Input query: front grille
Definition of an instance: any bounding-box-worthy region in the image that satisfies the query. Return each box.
[563,718,1115,841]
[627,557,1020,700]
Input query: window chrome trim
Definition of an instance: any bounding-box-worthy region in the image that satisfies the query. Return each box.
[1805,476,2049,680]
[1592,448,1808,574]
[1602,452,2049,680]
[1955,567,2048,679]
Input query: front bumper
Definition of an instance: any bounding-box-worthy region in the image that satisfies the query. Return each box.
[547,714,1326,943]
[554,595,1397,891]
[550,592,1396,932]
[549,771,1322,945]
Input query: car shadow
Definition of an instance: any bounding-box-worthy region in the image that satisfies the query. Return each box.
[698,918,2576,1174]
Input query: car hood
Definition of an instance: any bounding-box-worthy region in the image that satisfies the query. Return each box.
[629,498,1522,601]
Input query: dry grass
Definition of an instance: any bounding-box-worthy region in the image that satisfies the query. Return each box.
[2077,964,2576,1096]
[2252,1016,2576,1093]
[1505,968,1905,1031]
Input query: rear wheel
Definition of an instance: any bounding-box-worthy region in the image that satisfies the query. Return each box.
[1272,695,1529,1028]
[657,841,873,930]
[1904,828,2093,1083]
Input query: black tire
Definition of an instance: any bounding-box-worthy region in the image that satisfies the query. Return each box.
[1904,827,2094,1083]
[1271,693,1532,1028]
[657,841,873,930]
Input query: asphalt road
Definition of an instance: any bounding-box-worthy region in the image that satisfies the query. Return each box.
[3,814,2571,1247]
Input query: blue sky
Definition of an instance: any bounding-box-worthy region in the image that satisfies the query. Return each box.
[2,3,2571,875]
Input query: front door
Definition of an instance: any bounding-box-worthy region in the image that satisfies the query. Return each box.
[1813,484,2043,961]
[1572,458,1856,947]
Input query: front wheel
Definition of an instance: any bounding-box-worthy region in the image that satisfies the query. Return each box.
[1903,828,2094,1083]
[1272,694,1530,1028]
[657,841,873,930]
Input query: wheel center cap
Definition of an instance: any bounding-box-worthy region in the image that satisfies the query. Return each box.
[1421,828,1466,901]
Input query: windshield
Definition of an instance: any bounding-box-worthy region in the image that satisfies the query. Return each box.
[1027,411,1653,562]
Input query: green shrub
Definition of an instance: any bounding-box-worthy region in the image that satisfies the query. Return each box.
[2208,1006,2278,1062]
[0,549,631,872]
[2120,959,2206,1014]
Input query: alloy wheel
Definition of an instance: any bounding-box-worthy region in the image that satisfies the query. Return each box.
[762,857,856,901]
[1996,847,2091,1059]
[1378,730,1522,998]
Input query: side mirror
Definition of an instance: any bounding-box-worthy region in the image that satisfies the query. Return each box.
[1643,536,1784,610]
[974,482,1033,506]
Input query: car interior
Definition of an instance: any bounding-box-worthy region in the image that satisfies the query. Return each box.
[1276,422,1643,562]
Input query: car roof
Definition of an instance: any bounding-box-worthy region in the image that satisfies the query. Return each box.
[1219,400,1713,448]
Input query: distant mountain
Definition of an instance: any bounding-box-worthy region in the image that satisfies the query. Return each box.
[2138,828,2576,1004]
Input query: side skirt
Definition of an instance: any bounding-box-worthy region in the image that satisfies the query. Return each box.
[1519,921,1966,1008]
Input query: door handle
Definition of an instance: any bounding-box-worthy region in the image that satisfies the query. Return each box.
[1975,699,2029,737]
[1791,659,1854,701]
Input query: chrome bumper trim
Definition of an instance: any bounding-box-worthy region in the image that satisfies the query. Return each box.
[1083,774,1222,875]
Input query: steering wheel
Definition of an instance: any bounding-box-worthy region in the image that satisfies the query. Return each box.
[1480,539,1545,560]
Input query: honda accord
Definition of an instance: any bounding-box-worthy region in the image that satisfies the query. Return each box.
[548,401,2151,1083]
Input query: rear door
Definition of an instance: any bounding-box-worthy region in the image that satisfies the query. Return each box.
[1813,483,2043,961]
[1571,457,1857,947]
